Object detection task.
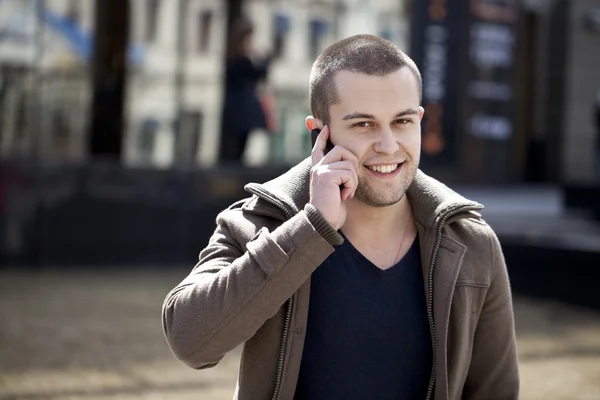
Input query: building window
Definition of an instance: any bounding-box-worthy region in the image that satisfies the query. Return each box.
[197,10,213,53]
[273,13,291,59]
[309,18,328,60]
[139,118,159,163]
[146,0,160,42]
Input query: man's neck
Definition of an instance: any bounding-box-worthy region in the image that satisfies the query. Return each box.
[341,195,413,242]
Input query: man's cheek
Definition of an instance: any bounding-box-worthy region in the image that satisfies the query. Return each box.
[403,132,421,155]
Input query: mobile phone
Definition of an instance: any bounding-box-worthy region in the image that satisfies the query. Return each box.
[311,128,335,154]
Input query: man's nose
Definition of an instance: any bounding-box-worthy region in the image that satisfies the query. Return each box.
[373,129,400,155]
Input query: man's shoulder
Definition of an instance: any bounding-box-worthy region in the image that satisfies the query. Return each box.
[450,210,499,247]
[446,211,504,284]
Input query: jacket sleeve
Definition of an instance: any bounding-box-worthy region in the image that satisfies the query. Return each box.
[161,203,341,370]
[462,231,520,399]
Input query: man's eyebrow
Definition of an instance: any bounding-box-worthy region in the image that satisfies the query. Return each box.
[342,109,420,121]
[342,112,376,120]
[394,108,420,118]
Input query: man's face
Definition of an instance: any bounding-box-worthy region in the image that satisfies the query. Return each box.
[327,67,424,207]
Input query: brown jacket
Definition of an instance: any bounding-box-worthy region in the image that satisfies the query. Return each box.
[162,159,519,400]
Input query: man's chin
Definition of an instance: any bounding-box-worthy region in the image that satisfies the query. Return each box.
[353,184,408,208]
[355,195,405,208]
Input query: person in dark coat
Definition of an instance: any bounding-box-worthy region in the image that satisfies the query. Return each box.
[219,18,272,164]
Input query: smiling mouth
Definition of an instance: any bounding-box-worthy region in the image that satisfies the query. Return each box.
[366,164,402,174]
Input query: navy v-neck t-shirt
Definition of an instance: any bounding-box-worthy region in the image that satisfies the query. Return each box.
[294,235,432,400]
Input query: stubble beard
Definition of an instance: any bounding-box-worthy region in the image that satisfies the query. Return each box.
[353,159,419,208]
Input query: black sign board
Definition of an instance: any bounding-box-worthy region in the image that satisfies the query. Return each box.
[410,0,462,167]
[411,0,520,181]
[460,0,519,181]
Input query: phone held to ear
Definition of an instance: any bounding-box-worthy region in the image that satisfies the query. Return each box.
[311,128,345,189]
[311,128,334,154]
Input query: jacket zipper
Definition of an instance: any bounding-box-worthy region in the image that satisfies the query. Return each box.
[272,298,293,400]
[425,205,483,400]
[245,185,295,400]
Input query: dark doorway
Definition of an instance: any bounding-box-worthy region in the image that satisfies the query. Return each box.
[89,0,130,160]
[515,11,545,182]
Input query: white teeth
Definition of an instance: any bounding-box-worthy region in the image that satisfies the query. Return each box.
[369,164,398,173]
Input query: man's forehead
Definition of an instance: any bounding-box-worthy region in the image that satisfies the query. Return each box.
[333,67,417,81]
[333,68,419,94]
[332,68,420,105]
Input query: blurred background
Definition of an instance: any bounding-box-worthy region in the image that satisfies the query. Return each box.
[1,0,600,399]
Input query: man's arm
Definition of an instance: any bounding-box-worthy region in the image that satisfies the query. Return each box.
[462,231,519,399]
[161,203,341,370]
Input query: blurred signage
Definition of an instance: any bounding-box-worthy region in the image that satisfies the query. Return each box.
[410,0,461,166]
[410,0,520,172]
[463,0,518,141]
[470,0,518,23]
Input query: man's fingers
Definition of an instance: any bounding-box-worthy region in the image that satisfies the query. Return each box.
[311,127,360,180]
[325,160,357,174]
[322,145,361,180]
[326,161,359,191]
[311,128,360,196]
[341,185,354,201]
[336,170,358,200]
[311,125,330,165]
[317,167,357,197]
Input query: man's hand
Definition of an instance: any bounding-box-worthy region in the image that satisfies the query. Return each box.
[309,126,360,230]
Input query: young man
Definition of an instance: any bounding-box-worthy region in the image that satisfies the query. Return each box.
[162,35,519,400]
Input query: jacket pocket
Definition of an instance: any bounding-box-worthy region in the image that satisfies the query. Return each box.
[453,283,488,318]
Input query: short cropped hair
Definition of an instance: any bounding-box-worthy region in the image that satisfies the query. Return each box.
[309,34,422,124]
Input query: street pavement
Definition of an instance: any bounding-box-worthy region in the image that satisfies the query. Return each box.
[1,268,599,400]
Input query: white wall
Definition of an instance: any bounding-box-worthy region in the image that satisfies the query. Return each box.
[125,0,228,168]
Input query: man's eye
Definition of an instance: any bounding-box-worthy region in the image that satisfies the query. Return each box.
[396,119,411,125]
[353,121,371,128]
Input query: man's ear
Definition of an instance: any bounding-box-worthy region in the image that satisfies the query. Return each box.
[418,106,425,121]
[305,116,324,132]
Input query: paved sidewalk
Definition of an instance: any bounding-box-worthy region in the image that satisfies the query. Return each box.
[1,268,599,400]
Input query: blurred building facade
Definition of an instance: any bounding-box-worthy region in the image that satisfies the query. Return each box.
[127,0,411,168]
[507,0,600,184]
[0,0,94,162]
[0,0,409,169]
[0,0,599,183]
[409,0,600,184]
[2,0,600,268]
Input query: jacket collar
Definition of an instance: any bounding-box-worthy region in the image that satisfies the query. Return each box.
[245,157,483,227]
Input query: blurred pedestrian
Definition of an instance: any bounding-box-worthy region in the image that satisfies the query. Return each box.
[219,17,274,164]
[163,35,518,399]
